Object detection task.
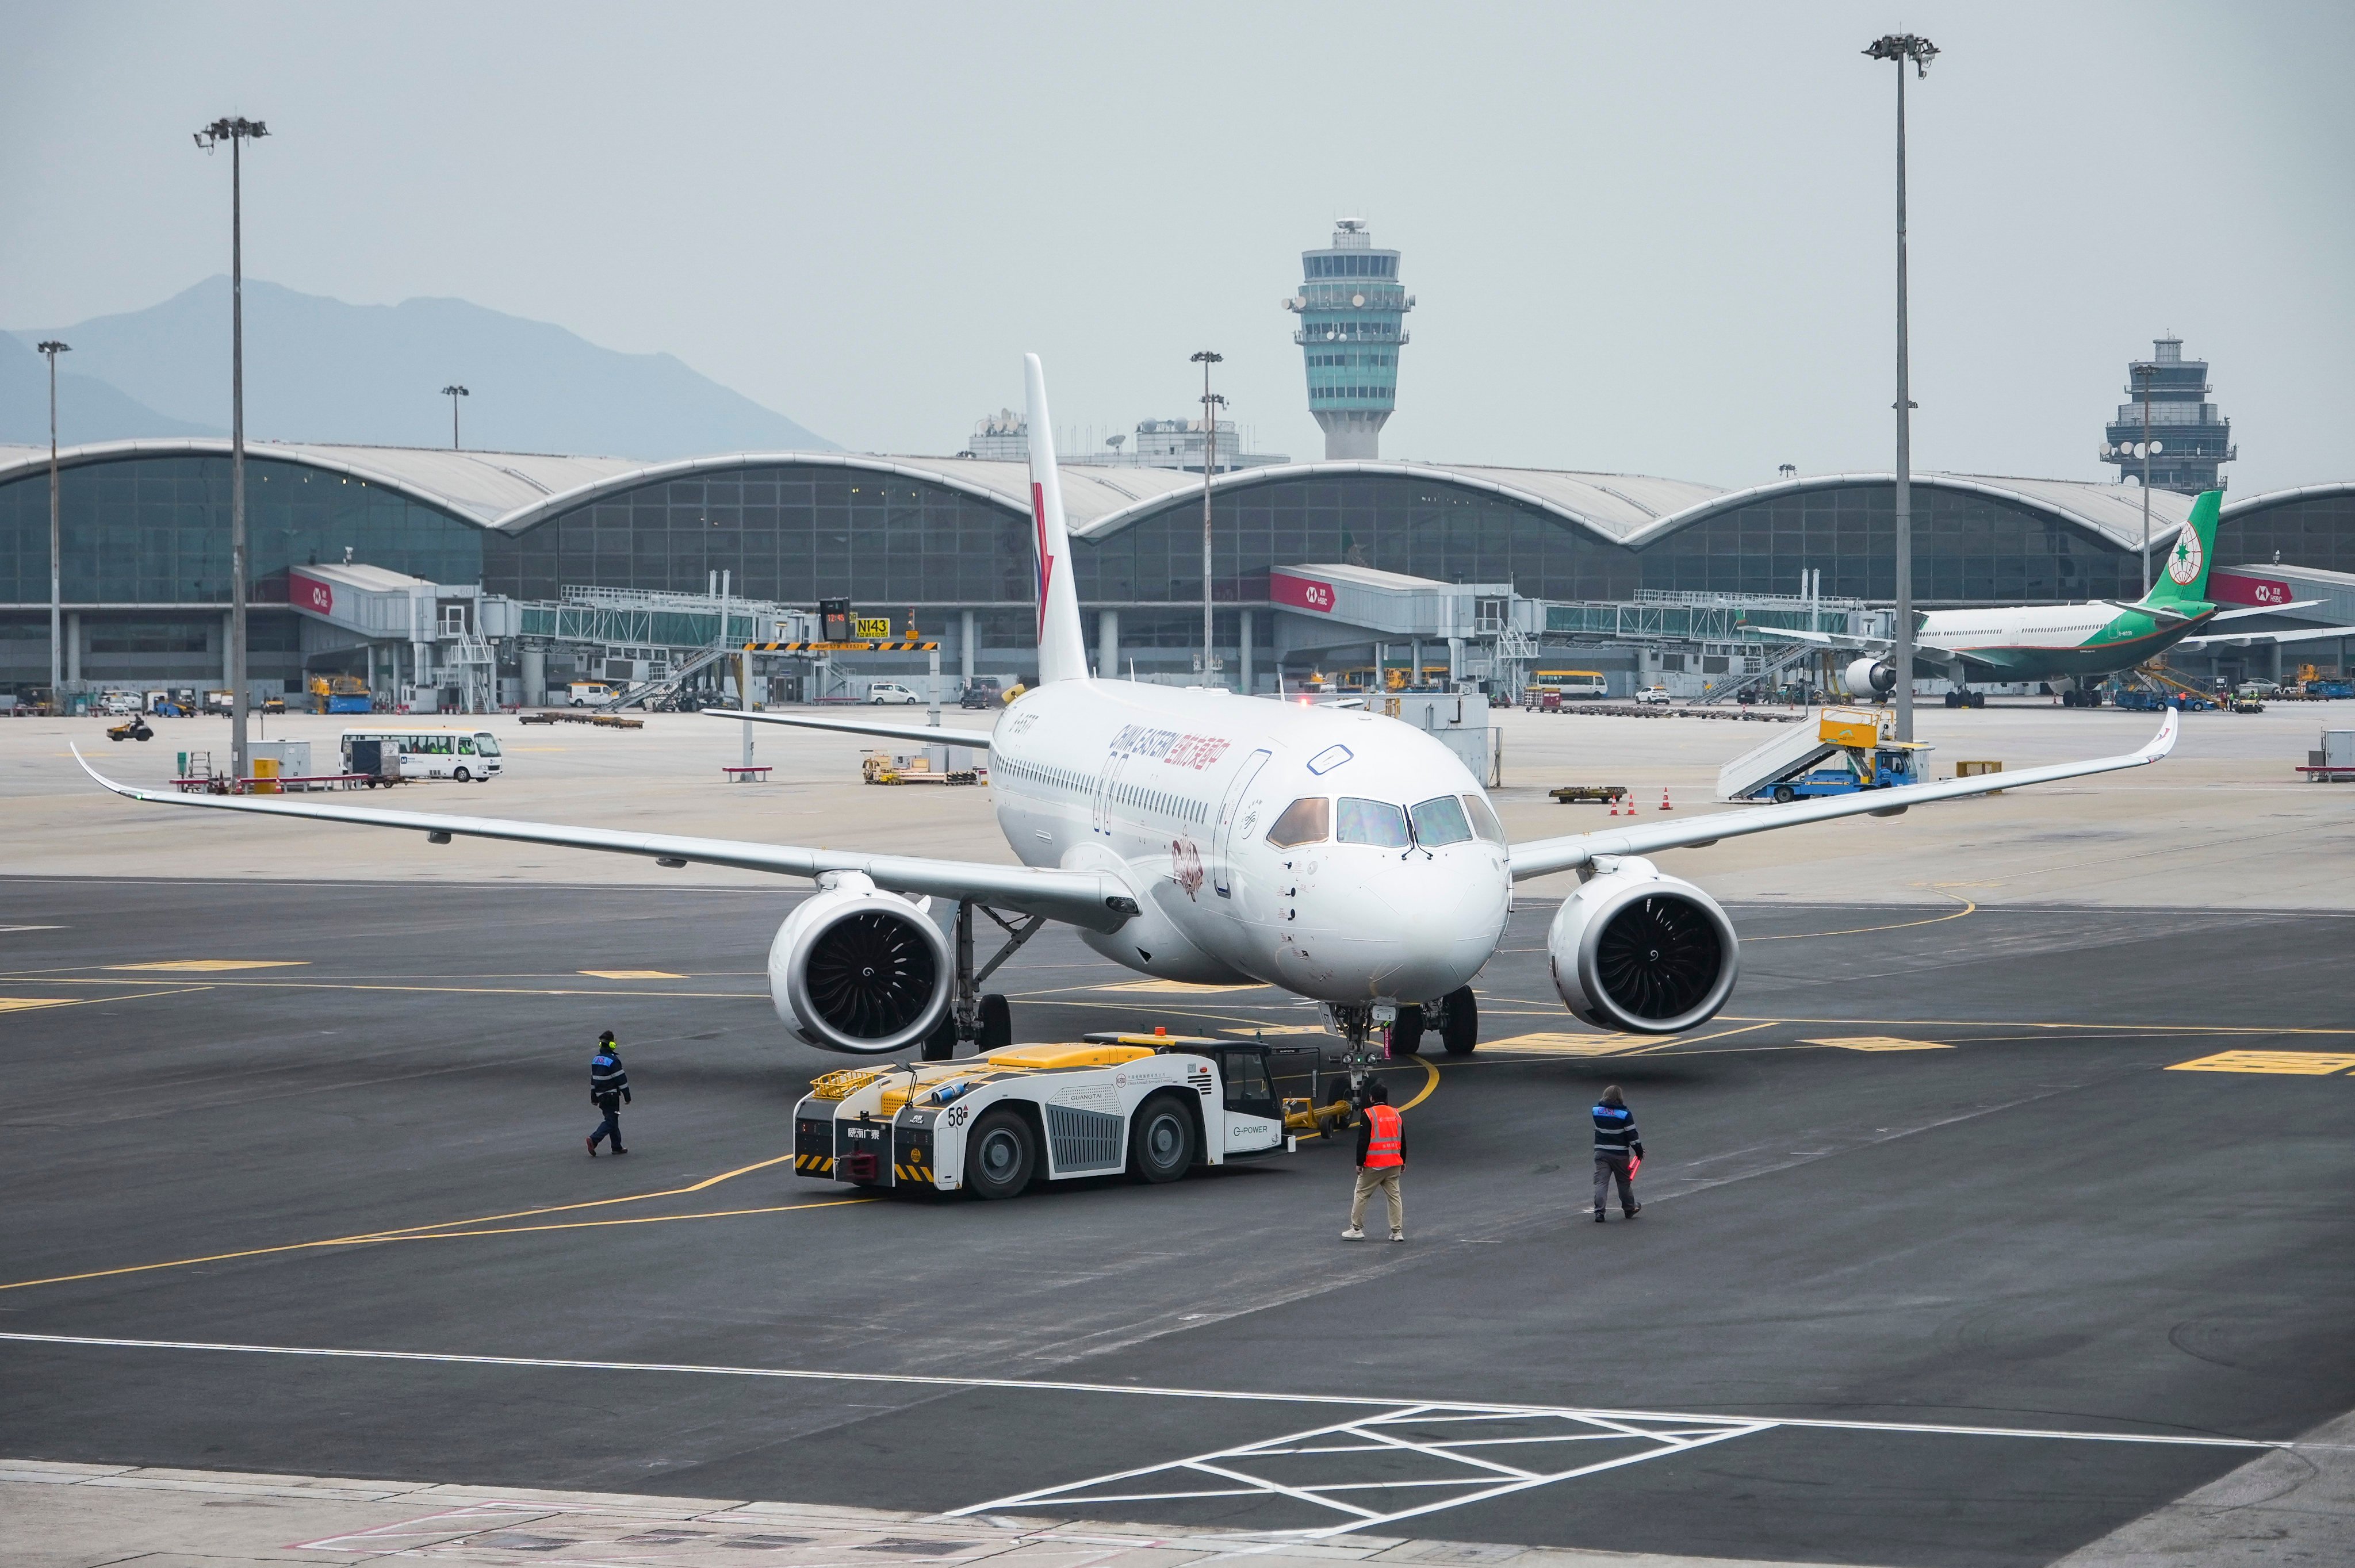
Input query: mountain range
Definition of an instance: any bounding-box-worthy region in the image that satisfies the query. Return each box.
[3,277,830,458]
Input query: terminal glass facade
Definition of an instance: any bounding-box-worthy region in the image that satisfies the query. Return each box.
[0,455,481,605]
[2216,493,2355,578]
[485,467,1031,608]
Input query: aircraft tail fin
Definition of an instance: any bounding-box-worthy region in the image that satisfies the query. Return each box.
[1023,354,1090,684]
[2141,490,2223,607]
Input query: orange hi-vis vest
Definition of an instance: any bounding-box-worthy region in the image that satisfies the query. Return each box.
[1363,1105,1404,1168]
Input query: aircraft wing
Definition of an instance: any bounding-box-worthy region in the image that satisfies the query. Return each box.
[706,708,996,749]
[1506,709,2177,881]
[72,749,1135,933]
[2208,600,2322,622]
[2176,623,2355,651]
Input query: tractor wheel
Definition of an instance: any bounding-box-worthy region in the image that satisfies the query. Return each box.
[1127,1092,1198,1184]
[963,1107,1036,1200]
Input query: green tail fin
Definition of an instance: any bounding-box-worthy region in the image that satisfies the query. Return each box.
[2142,490,2222,606]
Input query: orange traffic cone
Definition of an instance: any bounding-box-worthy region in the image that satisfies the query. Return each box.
[1659,787,1674,812]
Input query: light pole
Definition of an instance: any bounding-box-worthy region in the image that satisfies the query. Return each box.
[2131,361,2160,596]
[1864,33,1936,743]
[1191,350,1224,686]
[195,115,267,782]
[37,340,68,706]
[442,384,469,450]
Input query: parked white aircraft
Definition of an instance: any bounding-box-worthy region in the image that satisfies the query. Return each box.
[76,356,2180,1061]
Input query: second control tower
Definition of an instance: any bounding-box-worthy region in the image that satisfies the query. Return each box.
[1284,220,1414,459]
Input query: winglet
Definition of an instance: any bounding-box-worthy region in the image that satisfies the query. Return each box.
[2150,703,2180,760]
[70,743,153,802]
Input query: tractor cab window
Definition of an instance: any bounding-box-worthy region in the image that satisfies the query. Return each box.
[1214,1049,1280,1120]
[1266,796,1330,847]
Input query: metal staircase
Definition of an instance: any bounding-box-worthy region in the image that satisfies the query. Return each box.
[1694,639,1821,706]
[593,643,734,712]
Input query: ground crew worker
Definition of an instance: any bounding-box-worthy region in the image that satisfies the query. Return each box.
[1592,1083,1642,1221]
[1341,1080,1406,1242]
[587,1030,630,1156]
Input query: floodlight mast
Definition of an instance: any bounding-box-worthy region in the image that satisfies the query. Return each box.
[37,340,69,703]
[2132,361,2157,596]
[194,116,267,781]
[1863,33,1935,742]
[1192,350,1224,686]
[442,384,469,450]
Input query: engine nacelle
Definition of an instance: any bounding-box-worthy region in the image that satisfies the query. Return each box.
[1840,656,1897,699]
[1548,858,1739,1034]
[768,873,951,1055]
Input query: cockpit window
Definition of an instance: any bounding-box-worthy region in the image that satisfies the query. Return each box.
[1335,797,1410,848]
[1408,795,1473,846]
[1461,793,1504,844]
[1265,796,1330,847]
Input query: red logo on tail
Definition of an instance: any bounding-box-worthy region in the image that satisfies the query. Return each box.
[1031,481,1055,634]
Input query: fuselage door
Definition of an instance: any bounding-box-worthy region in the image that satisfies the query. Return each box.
[1211,748,1273,899]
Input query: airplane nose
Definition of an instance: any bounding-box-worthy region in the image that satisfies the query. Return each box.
[1299,852,1507,1000]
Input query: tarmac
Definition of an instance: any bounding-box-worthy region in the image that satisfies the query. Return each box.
[3,697,2353,1566]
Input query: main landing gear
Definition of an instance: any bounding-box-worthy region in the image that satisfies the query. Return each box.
[1385,986,1480,1057]
[1942,687,1985,708]
[922,900,1040,1060]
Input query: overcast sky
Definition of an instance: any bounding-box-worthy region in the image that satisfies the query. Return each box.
[4,1,2349,494]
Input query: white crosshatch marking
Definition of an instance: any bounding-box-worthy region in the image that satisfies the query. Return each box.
[943,1403,1768,1538]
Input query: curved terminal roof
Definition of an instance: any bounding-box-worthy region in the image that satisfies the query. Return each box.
[0,438,2268,557]
[0,438,643,527]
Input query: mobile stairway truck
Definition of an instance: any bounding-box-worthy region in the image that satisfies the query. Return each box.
[1717,706,1933,804]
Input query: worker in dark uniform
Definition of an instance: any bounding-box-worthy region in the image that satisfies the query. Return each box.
[587,1030,630,1156]
[1592,1084,1642,1221]
[1342,1079,1407,1242]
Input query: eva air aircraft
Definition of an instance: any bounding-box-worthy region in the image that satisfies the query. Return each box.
[1771,492,2355,706]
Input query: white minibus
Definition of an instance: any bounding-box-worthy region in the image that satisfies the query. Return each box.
[341,726,505,783]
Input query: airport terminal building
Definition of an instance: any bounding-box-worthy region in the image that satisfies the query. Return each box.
[3,436,2352,704]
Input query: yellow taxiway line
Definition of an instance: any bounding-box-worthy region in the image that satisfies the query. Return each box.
[0,1151,815,1294]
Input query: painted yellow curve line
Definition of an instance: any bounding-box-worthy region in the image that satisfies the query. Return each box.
[1743,893,1977,942]
[0,1152,806,1294]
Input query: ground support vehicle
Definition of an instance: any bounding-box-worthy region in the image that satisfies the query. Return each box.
[1633,686,1672,706]
[868,681,923,705]
[339,726,504,782]
[106,716,154,742]
[792,1036,1291,1199]
[1718,706,1933,803]
[1548,784,1630,806]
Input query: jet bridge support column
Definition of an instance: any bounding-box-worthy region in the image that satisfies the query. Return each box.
[1239,610,1253,693]
[961,610,977,683]
[519,646,545,708]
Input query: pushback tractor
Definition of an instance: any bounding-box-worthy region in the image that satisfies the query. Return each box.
[792,1034,1292,1199]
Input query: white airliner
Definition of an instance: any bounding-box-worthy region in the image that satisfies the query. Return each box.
[76,356,2180,1061]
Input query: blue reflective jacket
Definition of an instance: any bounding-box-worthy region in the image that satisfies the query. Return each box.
[1592,1102,1641,1157]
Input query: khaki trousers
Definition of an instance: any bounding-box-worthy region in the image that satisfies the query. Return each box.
[1350,1166,1403,1234]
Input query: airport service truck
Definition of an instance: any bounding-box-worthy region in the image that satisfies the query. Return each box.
[793,1035,1292,1199]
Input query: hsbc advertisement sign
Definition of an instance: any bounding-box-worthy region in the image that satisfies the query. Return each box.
[1270,572,1337,615]
[2208,572,2297,608]
[289,572,335,616]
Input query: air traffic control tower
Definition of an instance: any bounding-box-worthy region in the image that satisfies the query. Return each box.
[1284,220,1414,459]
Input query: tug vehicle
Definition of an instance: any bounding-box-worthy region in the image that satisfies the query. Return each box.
[792,1033,1291,1199]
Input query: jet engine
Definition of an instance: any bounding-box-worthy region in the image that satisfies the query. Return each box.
[768,873,951,1054]
[1840,657,1897,699]
[1548,857,1739,1034]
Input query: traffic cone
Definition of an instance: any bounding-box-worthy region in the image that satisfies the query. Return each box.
[1659,787,1673,812]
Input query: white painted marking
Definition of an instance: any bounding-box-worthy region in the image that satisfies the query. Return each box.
[0,1332,2319,1456]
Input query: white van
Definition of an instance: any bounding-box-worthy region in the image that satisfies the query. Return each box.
[567,681,616,707]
